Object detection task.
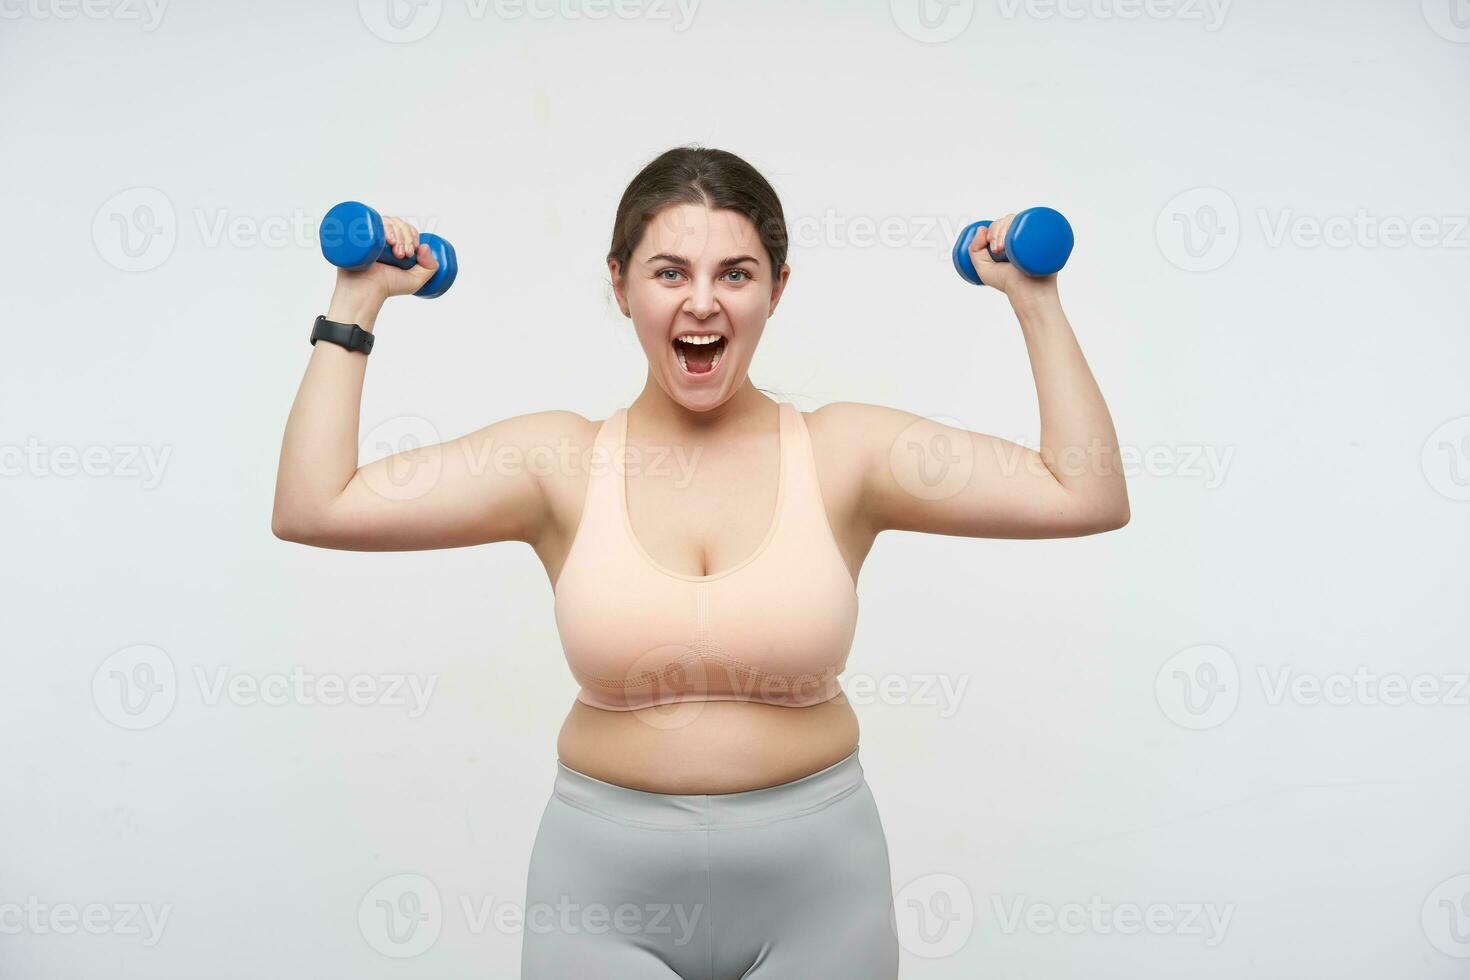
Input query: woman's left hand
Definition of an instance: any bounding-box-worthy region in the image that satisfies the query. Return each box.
[967,212,1061,308]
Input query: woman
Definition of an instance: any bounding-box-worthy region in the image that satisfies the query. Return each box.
[272,146,1129,978]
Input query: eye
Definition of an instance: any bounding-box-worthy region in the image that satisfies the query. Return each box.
[657,268,751,283]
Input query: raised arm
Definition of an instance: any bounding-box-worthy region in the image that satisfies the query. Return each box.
[846,214,1129,540]
[271,214,560,551]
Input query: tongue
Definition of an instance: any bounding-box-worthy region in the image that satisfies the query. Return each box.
[679,339,721,374]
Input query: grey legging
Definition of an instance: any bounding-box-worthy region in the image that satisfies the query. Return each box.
[520,745,900,978]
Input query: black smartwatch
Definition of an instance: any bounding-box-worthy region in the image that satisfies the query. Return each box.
[310,315,374,355]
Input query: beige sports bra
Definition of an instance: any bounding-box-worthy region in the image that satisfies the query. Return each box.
[552,402,859,711]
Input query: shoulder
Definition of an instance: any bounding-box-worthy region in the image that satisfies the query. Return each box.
[530,408,604,442]
[801,400,953,498]
[801,400,915,452]
[797,401,912,491]
[470,408,604,450]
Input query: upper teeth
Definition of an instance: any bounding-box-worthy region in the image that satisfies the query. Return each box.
[676,334,723,345]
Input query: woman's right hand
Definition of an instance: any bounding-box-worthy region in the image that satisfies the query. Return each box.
[330,214,441,311]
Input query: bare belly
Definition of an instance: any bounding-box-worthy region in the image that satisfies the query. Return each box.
[555,692,861,794]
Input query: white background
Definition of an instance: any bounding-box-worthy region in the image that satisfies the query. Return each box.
[3,0,1468,976]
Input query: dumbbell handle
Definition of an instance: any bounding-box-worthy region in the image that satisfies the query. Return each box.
[372,239,427,270]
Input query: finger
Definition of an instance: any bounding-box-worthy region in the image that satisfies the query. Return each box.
[392,218,411,259]
[417,242,438,271]
[406,222,420,256]
[381,216,397,256]
[968,223,994,263]
[386,217,405,259]
[990,213,1015,256]
[392,218,410,257]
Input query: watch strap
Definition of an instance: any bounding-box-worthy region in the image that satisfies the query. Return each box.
[311,314,374,354]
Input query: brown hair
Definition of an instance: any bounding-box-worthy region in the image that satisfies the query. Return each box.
[607,146,789,284]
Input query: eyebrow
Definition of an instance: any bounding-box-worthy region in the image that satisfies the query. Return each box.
[644,253,759,268]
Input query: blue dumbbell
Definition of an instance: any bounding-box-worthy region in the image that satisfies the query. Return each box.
[952,206,1073,286]
[319,200,459,299]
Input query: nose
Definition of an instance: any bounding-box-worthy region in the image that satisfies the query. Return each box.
[683,277,718,319]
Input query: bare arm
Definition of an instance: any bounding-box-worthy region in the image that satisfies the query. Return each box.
[270,215,560,551]
[849,214,1129,539]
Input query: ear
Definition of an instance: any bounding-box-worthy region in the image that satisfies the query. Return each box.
[768,263,791,316]
[608,258,631,317]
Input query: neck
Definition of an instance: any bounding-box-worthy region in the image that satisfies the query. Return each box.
[630,373,775,435]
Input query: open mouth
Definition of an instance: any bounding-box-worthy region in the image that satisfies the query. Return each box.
[673,334,728,377]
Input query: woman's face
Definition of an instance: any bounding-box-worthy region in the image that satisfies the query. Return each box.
[610,203,789,413]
